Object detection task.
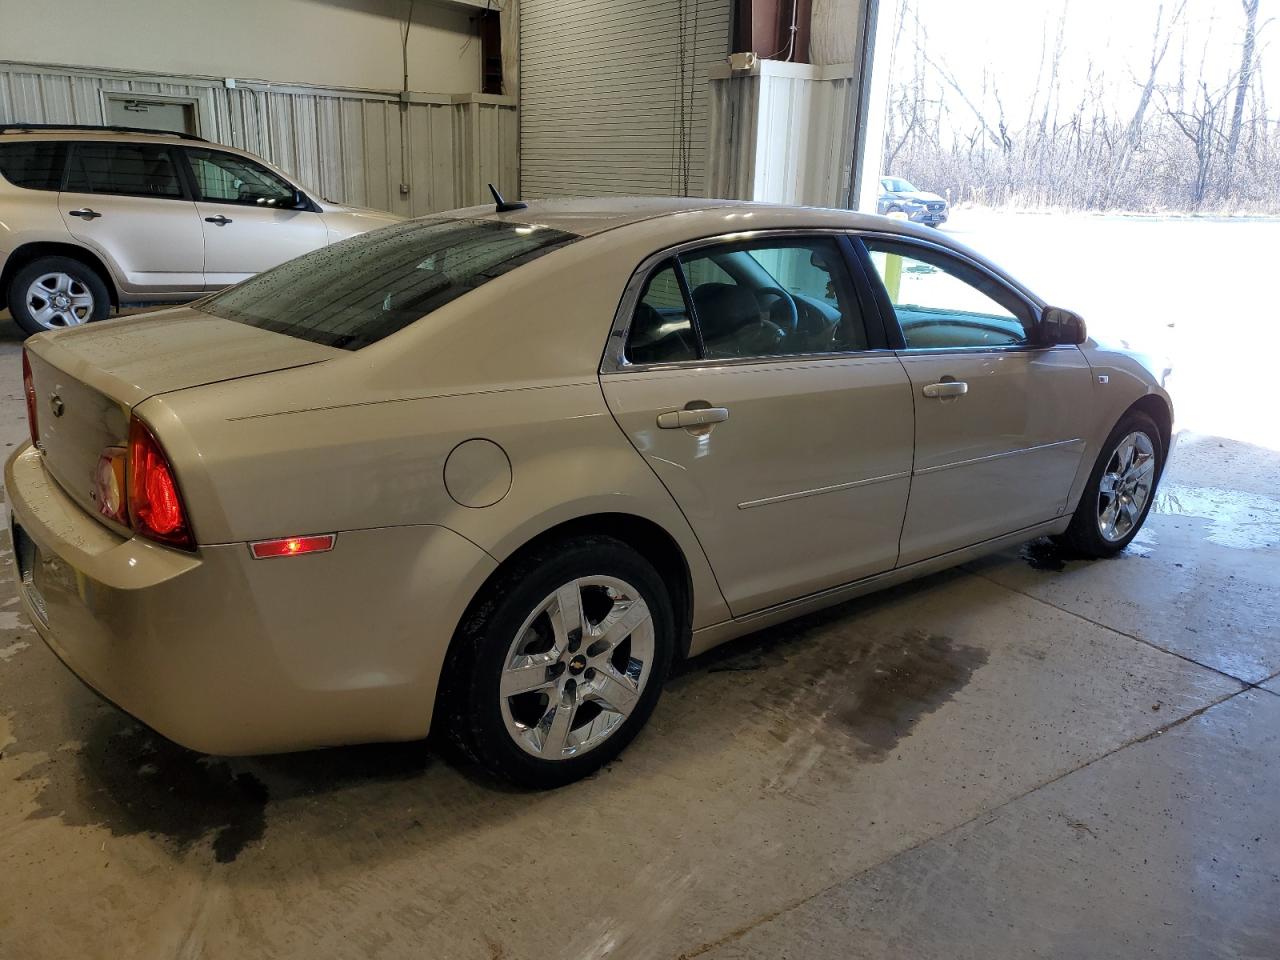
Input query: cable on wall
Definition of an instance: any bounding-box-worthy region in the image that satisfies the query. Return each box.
[674,0,702,196]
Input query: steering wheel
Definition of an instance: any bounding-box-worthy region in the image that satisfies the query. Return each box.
[754,285,799,334]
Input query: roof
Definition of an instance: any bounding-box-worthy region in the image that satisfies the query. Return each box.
[0,124,205,144]
[438,196,1043,305]
[440,196,948,243]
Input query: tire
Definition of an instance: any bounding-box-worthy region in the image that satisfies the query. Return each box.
[7,256,112,337]
[1055,409,1164,558]
[439,535,675,789]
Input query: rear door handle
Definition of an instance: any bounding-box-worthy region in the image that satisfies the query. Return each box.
[204,215,233,226]
[68,208,101,220]
[921,381,968,399]
[657,406,730,429]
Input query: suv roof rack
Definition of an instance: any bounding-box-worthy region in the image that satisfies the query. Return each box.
[0,123,206,141]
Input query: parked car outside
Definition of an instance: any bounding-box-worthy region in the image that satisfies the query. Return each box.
[878,176,949,226]
[7,198,1173,788]
[0,124,401,335]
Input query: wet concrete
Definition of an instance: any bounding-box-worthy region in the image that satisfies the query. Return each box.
[0,310,1277,958]
[701,691,1280,960]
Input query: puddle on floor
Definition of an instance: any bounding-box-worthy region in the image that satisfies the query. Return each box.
[708,622,989,762]
[1155,484,1280,550]
[831,630,989,759]
[19,719,268,863]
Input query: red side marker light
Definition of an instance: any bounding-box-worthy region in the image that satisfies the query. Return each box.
[250,534,336,559]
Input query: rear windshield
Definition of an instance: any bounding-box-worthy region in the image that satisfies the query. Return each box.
[200,218,578,350]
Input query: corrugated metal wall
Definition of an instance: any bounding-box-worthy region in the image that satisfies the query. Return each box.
[0,62,518,215]
[520,0,731,199]
[707,61,859,206]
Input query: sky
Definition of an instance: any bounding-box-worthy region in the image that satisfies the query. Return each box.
[883,0,1278,128]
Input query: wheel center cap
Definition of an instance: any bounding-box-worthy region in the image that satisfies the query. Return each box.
[567,654,587,675]
[53,294,70,308]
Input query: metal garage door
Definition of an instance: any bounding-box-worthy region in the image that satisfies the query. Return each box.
[520,0,730,199]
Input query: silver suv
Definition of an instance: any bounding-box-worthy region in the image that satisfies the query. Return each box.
[0,124,401,335]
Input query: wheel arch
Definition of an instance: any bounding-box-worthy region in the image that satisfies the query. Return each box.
[460,511,696,660]
[1,242,119,308]
[1128,393,1173,468]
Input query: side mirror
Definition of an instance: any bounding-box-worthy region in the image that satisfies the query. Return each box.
[1039,306,1087,345]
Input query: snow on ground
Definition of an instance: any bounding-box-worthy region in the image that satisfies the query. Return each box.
[944,207,1280,451]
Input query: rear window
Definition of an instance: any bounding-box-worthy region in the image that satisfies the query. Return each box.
[200,218,578,350]
[0,141,66,190]
[66,142,183,198]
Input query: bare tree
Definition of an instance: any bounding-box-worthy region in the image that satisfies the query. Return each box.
[1224,0,1261,188]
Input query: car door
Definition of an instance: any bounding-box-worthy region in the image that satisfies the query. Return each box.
[58,140,205,294]
[601,233,915,617]
[857,235,1093,566]
[182,146,328,287]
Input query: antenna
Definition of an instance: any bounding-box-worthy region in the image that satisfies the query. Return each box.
[488,183,528,213]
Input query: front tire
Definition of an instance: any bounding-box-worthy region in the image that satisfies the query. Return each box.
[440,535,675,789]
[7,256,111,336]
[1056,409,1164,558]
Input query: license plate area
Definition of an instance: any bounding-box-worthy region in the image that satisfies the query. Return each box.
[13,523,48,625]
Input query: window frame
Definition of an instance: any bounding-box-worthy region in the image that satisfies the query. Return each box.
[604,229,895,374]
[63,139,192,201]
[179,146,316,211]
[851,232,1050,354]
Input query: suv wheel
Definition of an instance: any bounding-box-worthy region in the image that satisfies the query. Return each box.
[7,256,111,336]
[441,535,675,788]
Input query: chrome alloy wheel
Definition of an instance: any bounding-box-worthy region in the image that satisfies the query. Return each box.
[499,576,655,761]
[1097,430,1156,542]
[26,272,95,329]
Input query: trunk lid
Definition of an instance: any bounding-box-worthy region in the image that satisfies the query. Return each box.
[25,306,337,524]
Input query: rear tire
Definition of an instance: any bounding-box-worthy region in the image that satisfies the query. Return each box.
[7,256,111,337]
[1055,409,1164,558]
[439,535,675,789]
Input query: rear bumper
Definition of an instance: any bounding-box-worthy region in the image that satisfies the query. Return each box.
[6,443,496,755]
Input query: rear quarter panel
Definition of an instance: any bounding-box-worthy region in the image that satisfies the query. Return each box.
[149,233,733,630]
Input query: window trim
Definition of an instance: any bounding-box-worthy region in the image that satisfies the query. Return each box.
[602,228,893,375]
[852,231,1051,354]
[179,146,317,212]
[63,140,192,201]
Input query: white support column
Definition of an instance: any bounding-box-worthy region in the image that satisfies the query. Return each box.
[706,59,861,206]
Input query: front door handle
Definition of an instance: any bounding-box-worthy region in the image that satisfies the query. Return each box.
[68,208,101,220]
[657,406,730,429]
[922,381,968,399]
[204,215,233,226]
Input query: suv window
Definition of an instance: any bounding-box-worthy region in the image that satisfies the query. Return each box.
[186,147,297,206]
[863,239,1032,349]
[0,142,66,190]
[200,218,578,350]
[680,237,869,359]
[65,142,183,199]
[626,260,698,365]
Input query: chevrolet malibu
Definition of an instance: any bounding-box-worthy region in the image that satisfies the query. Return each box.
[7,198,1172,788]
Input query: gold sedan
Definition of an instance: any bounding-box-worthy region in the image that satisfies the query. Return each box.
[6,198,1173,787]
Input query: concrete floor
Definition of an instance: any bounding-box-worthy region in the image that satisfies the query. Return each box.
[1,294,1279,957]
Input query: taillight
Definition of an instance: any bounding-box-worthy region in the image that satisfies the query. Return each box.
[127,416,194,549]
[22,349,38,447]
[95,446,128,524]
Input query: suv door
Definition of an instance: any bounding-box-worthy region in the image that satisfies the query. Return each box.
[601,234,914,616]
[59,141,205,295]
[182,147,327,287]
[858,236,1093,565]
